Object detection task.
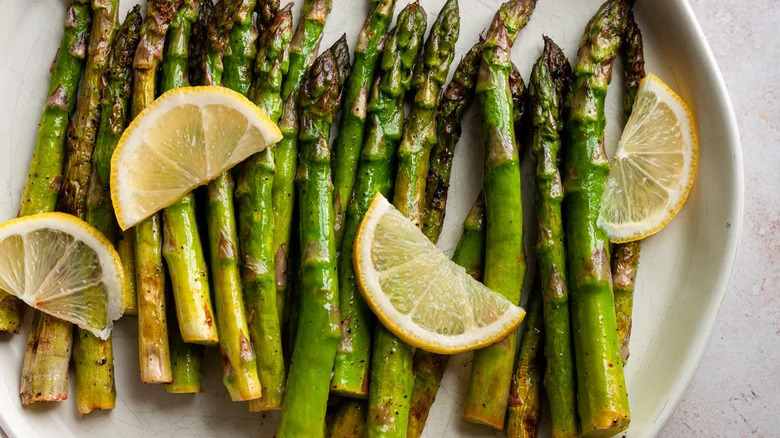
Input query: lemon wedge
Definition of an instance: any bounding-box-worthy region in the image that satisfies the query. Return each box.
[110,86,283,230]
[598,73,699,242]
[0,213,125,339]
[353,194,525,354]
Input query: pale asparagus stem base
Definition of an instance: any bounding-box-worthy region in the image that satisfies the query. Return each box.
[20,313,73,404]
[135,214,173,384]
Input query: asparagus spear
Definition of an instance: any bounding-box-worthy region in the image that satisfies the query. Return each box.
[0,0,91,335]
[507,277,544,438]
[563,1,631,435]
[523,37,580,437]
[613,9,645,366]
[332,1,426,401]
[165,285,204,393]
[132,0,182,385]
[21,0,119,406]
[420,42,481,241]
[327,400,368,438]
[75,5,141,416]
[155,0,209,393]
[249,3,292,124]
[277,36,350,438]
[405,47,484,432]
[202,0,262,402]
[368,3,460,437]
[117,229,138,315]
[256,0,280,33]
[331,0,397,248]
[158,0,219,347]
[407,195,486,438]
[461,0,536,429]
[239,3,293,412]
[272,0,332,323]
[408,64,526,437]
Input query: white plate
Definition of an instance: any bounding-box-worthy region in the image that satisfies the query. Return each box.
[0,0,742,437]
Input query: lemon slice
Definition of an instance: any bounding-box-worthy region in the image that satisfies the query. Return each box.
[0,213,125,339]
[353,194,525,354]
[110,86,283,230]
[598,73,699,243]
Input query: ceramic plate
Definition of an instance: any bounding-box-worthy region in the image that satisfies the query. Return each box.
[0,0,742,436]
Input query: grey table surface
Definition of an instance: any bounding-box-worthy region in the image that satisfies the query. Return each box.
[660,1,778,436]
[1,0,777,437]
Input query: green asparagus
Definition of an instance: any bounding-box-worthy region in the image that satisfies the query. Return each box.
[563,1,631,435]
[205,0,262,402]
[507,277,544,438]
[117,229,137,315]
[613,8,645,366]
[331,0,397,248]
[240,2,293,412]
[157,0,209,393]
[327,400,368,438]
[159,0,219,347]
[22,0,121,407]
[0,0,91,335]
[420,42,482,242]
[368,2,460,436]
[462,0,536,429]
[165,285,204,393]
[332,1,426,401]
[76,4,140,416]
[526,36,580,437]
[407,195,485,438]
[272,0,332,323]
[277,36,350,438]
[132,0,182,384]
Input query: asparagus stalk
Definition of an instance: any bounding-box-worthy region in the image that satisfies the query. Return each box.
[420,42,481,241]
[203,0,262,402]
[132,0,182,385]
[408,65,527,438]
[406,48,483,433]
[0,0,91,335]
[524,37,580,437]
[117,229,138,315]
[75,5,140,416]
[507,278,544,438]
[20,313,73,404]
[277,36,350,438]
[22,0,120,406]
[256,0,280,33]
[156,0,209,393]
[369,3,460,437]
[249,3,292,124]
[392,0,460,228]
[613,9,645,366]
[159,0,219,347]
[239,3,293,412]
[331,0,397,248]
[327,400,368,438]
[332,1,426,401]
[272,0,332,323]
[407,195,485,438]
[165,287,204,393]
[563,1,631,435]
[462,0,536,429]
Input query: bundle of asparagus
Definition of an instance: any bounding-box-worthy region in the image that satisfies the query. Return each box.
[2,1,654,436]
